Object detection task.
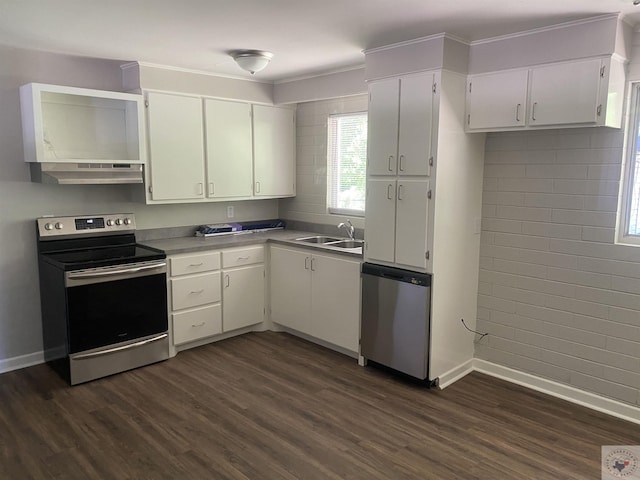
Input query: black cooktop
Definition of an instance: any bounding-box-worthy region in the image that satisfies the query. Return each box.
[40,244,166,271]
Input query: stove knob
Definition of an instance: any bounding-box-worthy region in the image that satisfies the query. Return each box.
[55,222,64,230]
[106,219,114,226]
[115,219,123,226]
[123,218,132,225]
[44,223,53,231]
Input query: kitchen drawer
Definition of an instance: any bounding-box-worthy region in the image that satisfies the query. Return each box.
[171,272,221,310]
[222,245,264,268]
[173,304,222,345]
[170,252,221,276]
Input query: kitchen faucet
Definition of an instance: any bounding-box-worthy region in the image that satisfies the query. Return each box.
[338,219,355,240]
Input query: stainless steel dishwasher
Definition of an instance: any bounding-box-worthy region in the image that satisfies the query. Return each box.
[361,263,432,381]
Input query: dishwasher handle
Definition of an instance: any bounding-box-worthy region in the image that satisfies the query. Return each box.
[361,262,431,286]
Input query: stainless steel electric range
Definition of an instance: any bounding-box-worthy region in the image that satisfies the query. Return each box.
[36,213,169,385]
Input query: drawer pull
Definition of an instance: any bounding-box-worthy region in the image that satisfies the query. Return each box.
[237,256,250,261]
[189,262,204,267]
[191,322,206,328]
[189,289,204,294]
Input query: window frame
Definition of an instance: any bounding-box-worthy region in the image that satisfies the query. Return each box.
[619,82,640,246]
[326,111,368,217]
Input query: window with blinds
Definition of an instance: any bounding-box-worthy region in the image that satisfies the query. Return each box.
[327,112,367,216]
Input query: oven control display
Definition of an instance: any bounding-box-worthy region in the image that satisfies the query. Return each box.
[75,217,105,230]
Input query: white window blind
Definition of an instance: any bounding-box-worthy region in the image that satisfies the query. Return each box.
[620,83,640,244]
[327,112,367,216]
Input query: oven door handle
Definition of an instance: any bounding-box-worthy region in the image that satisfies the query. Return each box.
[66,261,166,287]
[70,334,168,360]
[68,262,167,279]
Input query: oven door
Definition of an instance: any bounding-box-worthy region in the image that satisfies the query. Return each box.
[65,260,168,354]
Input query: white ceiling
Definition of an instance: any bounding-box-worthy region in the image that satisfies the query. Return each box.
[1,0,639,82]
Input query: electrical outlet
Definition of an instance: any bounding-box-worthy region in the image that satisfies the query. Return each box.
[227,206,234,218]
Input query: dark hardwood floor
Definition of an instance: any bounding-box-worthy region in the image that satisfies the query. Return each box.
[0,331,638,479]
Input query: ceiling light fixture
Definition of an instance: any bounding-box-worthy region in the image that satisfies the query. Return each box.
[232,50,273,74]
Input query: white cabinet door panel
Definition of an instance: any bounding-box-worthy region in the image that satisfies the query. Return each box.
[147,92,205,200]
[395,180,429,269]
[364,179,397,264]
[253,105,295,197]
[205,99,253,198]
[398,73,434,176]
[311,254,360,352]
[467,69,528,130]
[529,59,602,126]
[367,79,399,176]
[223,264,264,332]
[270,246,312,334]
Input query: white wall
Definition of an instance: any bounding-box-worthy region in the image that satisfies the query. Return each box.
[278,94,368,229]
[0,45,277,370]
[475,127,640,407]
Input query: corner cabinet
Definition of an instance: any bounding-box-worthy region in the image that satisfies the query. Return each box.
[253,105,296,197]
[144,91,295,204]
[269,245,360,354]
[365,72,434,271]
[465,56,626,132]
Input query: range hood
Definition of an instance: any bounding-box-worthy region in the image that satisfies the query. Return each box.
[29,163,144,185]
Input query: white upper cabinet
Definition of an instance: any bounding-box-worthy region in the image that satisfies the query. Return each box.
[253,104,296,198]
[146,92,205,201]
[367,73,434,177]
[367,79,400,176]
[20,83,144,164]
[144,92,295,204]
[466,56,625,132]
[466,69,528,130]
[529,58,602,126]
[204,98,253,198]
[398,74,434,176]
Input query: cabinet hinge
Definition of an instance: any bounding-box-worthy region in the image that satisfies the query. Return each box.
[467,114,471,125]
[426,251,430,260]
[432,83,437,94]
[468,82,472,93]
[597,104,602,117]
[427,190,432,200]
[369,92,372,102]
[429,156,434,167]
[148,185,153,194]
[144,100,149,108]
[600,65,606,78]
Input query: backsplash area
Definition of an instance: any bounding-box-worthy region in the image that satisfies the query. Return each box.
[475,127,640,406]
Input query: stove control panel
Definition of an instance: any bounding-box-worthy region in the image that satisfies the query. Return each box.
[37,214,136,238]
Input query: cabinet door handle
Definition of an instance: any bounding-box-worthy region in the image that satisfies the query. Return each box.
[304,257,310,270]
[398,184,404,201]
[225,274,230,288]
[399,154,405,172]
[190,289,204,295]
[209,183,214,196]
[388,155,394,172]
[191,322,206,328]
[516,103,521,122]
[532,102,538,121]
[387,184,393,200]
[255,181,261,193]
[310,258,316,271]
[197,183,204,195]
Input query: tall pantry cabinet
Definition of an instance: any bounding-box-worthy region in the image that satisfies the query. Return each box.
[363,36,486,386]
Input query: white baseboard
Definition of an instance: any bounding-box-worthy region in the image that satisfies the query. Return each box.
[0,351,44,374]
[437,359,474,389]
[474,359,640,426]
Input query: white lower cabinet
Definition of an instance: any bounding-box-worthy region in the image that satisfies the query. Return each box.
[270,245,360,353]
[173,305,222,345]
[221,246,265,332]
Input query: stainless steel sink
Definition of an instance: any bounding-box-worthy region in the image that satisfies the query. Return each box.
[295,235,343,244]
[326,239,364,249]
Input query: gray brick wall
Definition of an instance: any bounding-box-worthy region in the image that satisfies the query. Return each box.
[476,128,640,407]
